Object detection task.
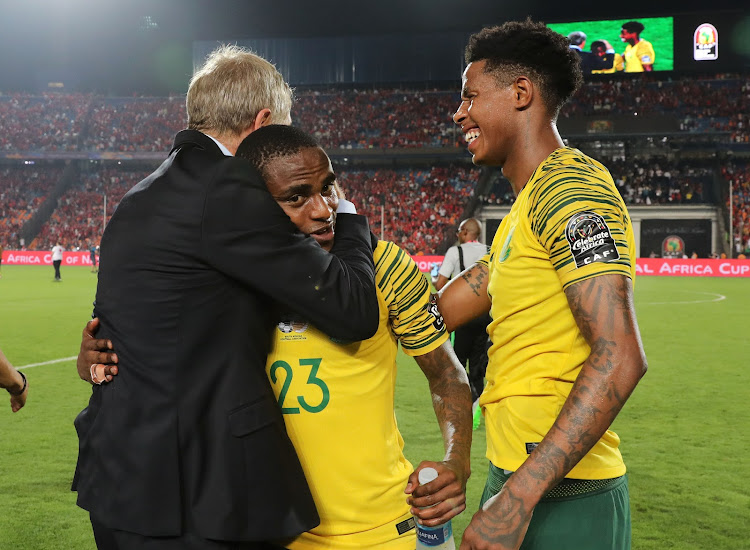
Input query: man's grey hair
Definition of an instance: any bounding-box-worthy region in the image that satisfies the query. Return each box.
[567,31,587,46]
[186,45,293,136]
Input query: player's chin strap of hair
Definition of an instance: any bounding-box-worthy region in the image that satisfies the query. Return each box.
[7,370,27,396]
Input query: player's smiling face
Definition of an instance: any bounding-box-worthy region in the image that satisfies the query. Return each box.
[620,28,636,43]
[453,60,516,167]
[264,146,339,252]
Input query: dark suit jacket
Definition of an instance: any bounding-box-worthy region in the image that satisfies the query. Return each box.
[72,130,379,541]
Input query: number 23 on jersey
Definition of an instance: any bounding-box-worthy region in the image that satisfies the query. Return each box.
[269,358,330,414]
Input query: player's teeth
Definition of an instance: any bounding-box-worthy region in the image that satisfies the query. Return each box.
[465,129,480,143]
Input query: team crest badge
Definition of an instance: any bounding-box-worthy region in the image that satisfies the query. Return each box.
[497,227,515,264]
[278,318,309,334]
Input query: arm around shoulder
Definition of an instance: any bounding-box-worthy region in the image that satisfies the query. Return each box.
[202,159,379,341]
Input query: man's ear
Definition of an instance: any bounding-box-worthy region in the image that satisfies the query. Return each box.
[236,108,273,144]
[252,108,272,131]
[512,77,533,110]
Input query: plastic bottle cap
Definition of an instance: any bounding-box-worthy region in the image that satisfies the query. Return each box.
[418,467,439,485]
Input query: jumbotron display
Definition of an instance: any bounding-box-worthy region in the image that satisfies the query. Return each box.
[547,17,674,75]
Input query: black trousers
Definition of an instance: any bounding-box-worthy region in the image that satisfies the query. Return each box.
[452,314,491,402]
[91,517,288,550]
[53,259,61,279]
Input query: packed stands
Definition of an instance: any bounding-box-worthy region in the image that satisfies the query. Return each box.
[0,164,64,247]
[0,93,91,152]
[340,165,480,254]
[82,97,186,152]
[2,74,748,152]
[1,72,748,255]
[562,75,750,143]
[722,161,750,255]
[293,88,462,149]
[32,165,152,251]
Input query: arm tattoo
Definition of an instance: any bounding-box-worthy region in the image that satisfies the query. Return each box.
[512,274,646,498]
[473,485,532,548]
[461,263,488,297]
[415,343,472,464]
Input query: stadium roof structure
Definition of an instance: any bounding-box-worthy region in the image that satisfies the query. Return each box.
[0,0,746,92]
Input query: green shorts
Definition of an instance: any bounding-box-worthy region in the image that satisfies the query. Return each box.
[479,463,631,550]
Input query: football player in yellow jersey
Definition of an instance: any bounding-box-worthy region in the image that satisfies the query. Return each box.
[441,20,648,550]
[235,124,472,549]
[80,125,473,550]
[620,21,655,72]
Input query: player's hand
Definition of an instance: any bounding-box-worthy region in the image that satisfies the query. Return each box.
[77,318,118,384]
[406,460,468,526]
[9,372,27,413]
[459,486,534,550]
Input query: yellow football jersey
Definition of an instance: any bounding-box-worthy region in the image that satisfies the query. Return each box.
[266,240,448,549]
[623,39,655,72]
[479,147,635,480]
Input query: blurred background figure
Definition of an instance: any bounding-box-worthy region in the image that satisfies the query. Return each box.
[51,241,64,281]
[434,218,491,430]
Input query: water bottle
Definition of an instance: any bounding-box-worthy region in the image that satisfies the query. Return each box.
[415,467,456,549]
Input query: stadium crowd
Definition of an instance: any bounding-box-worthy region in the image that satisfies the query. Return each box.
[0,165,64,248]
[0,93,90,151]
[82,97,186,152]
[562,75,750,143]
[480,157,713,206]
[1,73,748,255]
[32,166,150,251]
[1,74,748,152]
[723,161,750,255]
[293,88,462,149]
[340,165,479,254]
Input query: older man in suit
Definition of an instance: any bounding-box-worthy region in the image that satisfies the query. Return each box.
[72,45,379,550]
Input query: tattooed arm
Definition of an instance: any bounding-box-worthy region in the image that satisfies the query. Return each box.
[460,274,647,550]
[436,263,491,332]
[406,341,473,526]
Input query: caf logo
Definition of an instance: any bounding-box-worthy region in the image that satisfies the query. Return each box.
[661,235,685,259]
[694,23,718,61]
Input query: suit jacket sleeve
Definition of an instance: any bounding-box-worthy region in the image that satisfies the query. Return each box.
[201,156,379,341]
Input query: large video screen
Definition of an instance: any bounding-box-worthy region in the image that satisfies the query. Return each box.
[547,17,674,75]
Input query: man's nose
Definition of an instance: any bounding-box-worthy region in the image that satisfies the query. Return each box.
[453,104,467,126]
[311,194,333,219]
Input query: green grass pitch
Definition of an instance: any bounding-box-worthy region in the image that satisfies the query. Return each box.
[1,266,748,548]
[547,17,674,72]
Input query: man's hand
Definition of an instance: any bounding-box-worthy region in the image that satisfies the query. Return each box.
[408,342,472,526]
[8,371,27,413]
[459,485,533,550]
[406,459,468,526]
[77,318,118,384]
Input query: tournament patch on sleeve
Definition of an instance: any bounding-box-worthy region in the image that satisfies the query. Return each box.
[565,211,620,268]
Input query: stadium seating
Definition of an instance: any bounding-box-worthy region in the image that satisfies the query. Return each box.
[32,166,151,251]
[2,74,747,152]
[723,161,750,255]
[0,165,63,248]
[1,72,748,254]
[339,165,480,254]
